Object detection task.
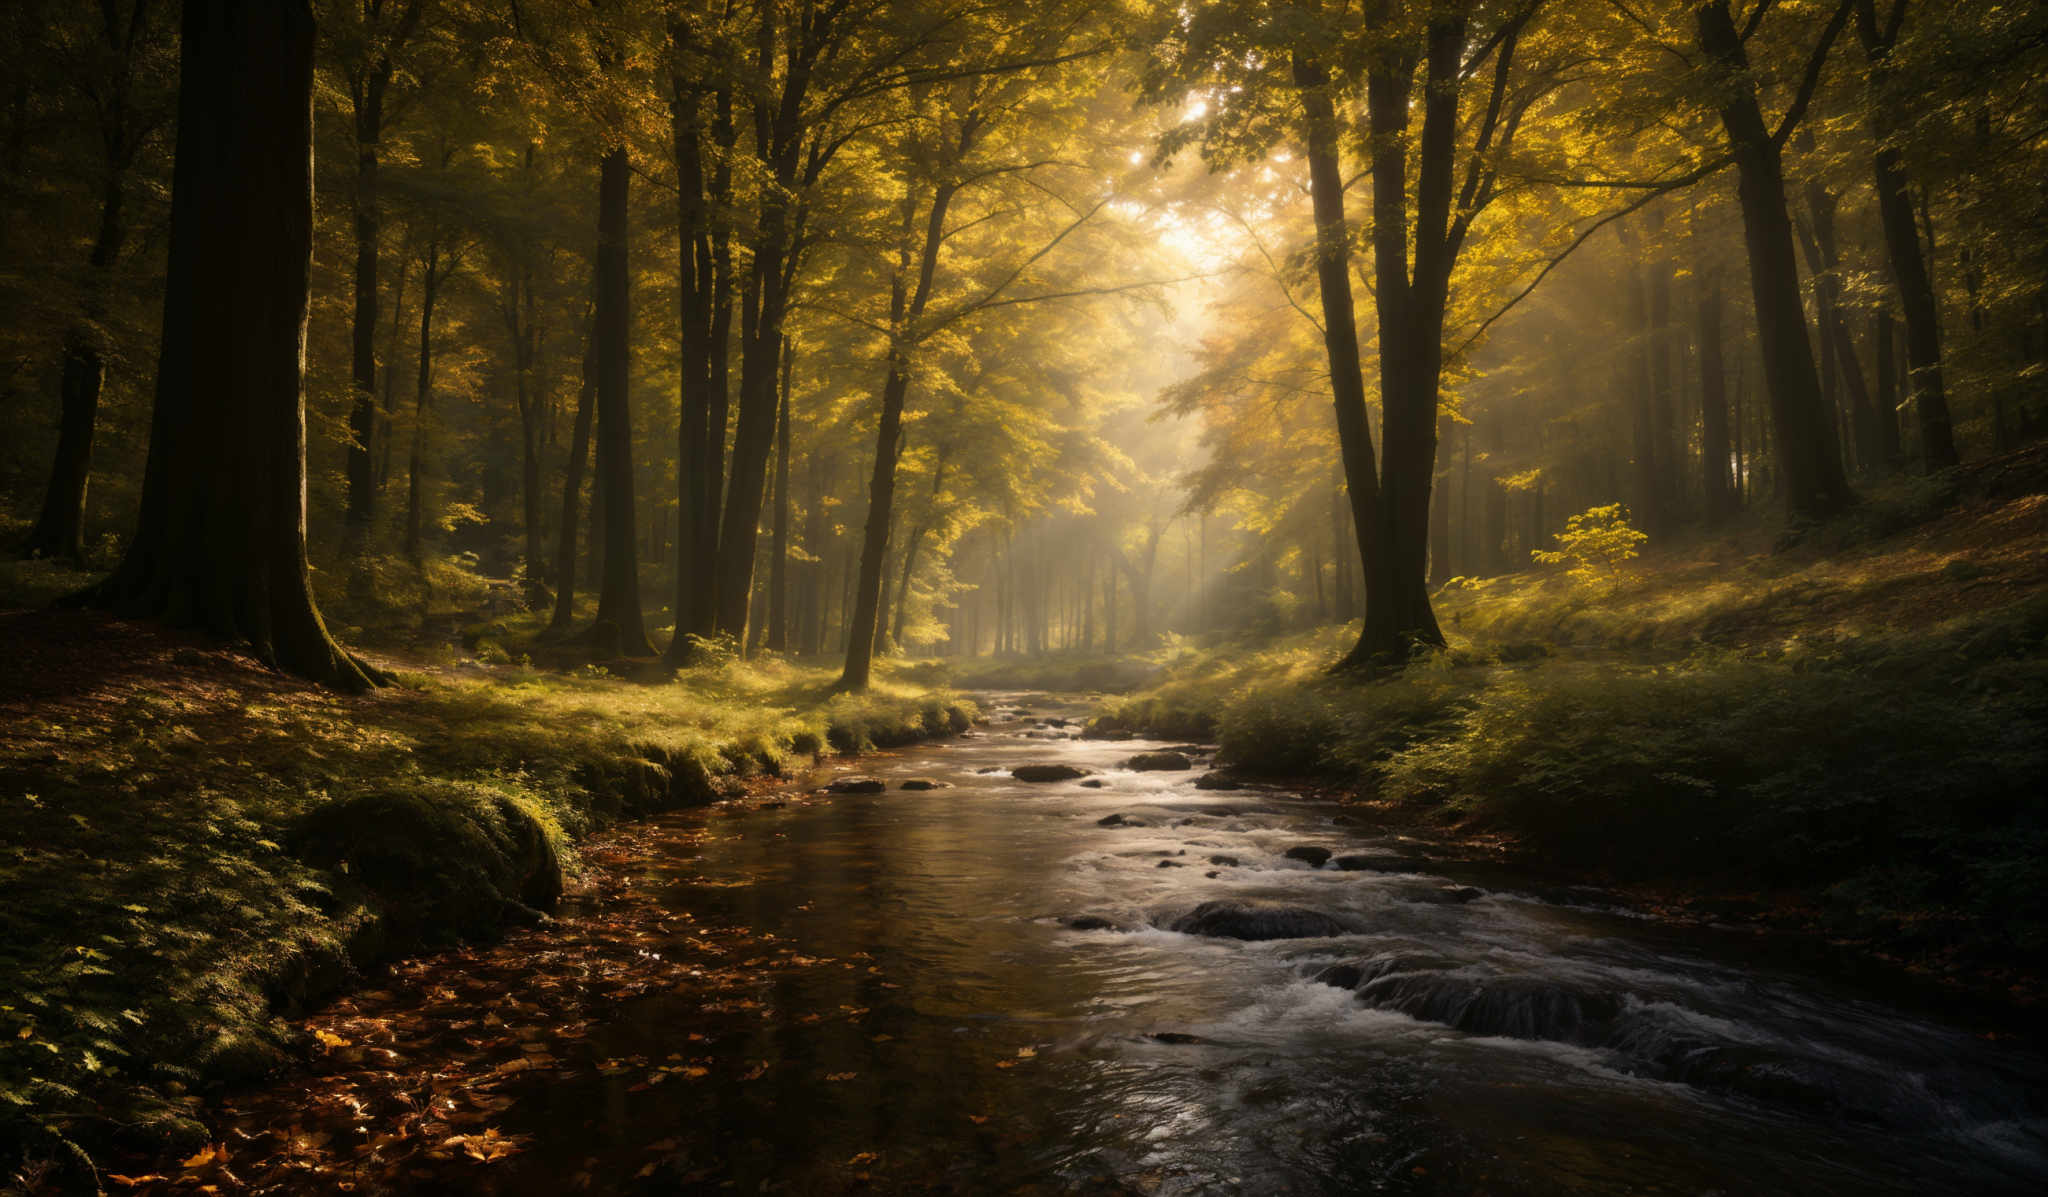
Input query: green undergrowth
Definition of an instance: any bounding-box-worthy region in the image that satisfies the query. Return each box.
[0,632,973,1181]
[1092,491,2048,975]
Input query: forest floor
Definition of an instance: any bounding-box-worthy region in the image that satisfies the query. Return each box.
[0,585,975,1189]
[1089,445,2048,1010]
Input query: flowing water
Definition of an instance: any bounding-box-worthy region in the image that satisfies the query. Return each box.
[484,694,2045,1194]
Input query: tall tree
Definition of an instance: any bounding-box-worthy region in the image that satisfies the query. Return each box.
[339,0,427,534]
[584,144,652,655]
[1853,0,1958,471]
[85,0,377,691]
[1693,0,1856,519]
[23,0,169,564]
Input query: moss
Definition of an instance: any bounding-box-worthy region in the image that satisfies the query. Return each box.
[0,621,975,1177]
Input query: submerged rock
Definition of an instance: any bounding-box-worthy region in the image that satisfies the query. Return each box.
[1192,772,1243,791]
[898,778,948,791]
[1333,853,1429,873]
[826,776,887,794]
[1123,751,1193,772]
[1097,813,1138,827]
[1207,855,1239,867]
[1011,763,1092,783]
[1079,779,1107,788]
[1284,845,1332,868]
[1157,859,1185,868]
[1166,900,1352,941]
[1146,1032,1209,1045]
[1063,915,1118,931]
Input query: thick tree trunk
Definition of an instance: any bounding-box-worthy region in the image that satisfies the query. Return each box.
[1697,0,1856,520]
[587,147,652,655]
[88,0,374,691]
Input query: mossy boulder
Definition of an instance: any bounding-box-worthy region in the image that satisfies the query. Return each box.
[1123,751,1193,772]
[289,784,564,947]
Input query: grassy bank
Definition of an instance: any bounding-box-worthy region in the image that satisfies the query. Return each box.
[1092,468,2048,991]
[0,605,974,1179]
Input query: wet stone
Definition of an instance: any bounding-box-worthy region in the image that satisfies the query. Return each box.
[1166,900,1353,941]
[826,777,887,794]
[899,779,948,791]
[1079,779,1108,788]
[1284,845,1332,868]
[1208,855,1239,867]
[1192,772,1243,791]
[1123,751,1193,772]
[1063,915,1117,931]
[1012,763,1092,783]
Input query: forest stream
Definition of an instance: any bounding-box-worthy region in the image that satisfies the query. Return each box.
[176,696,2047,1196]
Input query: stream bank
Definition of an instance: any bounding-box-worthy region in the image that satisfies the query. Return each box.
[77,692,2048,1195]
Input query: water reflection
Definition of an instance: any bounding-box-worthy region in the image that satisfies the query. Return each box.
[487,693,2044,1194]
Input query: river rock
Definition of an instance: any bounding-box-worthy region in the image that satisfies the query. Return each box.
[1012,763,1092,783]
[975,766,1005,774]
[826,776,887,794]
[1208,855,1239,867]
[1405,885,1485,905]
[1192,772,1243,791]
[1333,853,1429,873]
[1079,778,1107,788]
[1157,859,1184,868]
[899,778,948,791]
[1123,751,1193,772]
[1284,845,1332,868]
[1166,900,1352,941]
[1063,915,1117,931]
[1097,813,1139,827]
[1146,1032,1209,1045]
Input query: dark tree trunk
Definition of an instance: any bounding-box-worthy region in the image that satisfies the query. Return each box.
[544,327,599,638]
[87,0,374,691]
[1696,0,1856,520]
[1873,307,1901,467]
[343,0,420,532]
[404,239,438,562]
[1292,56,1386,654]
[26,0,156,565]
[587,147,652,655]
[1794,166,1880,477]
[765,337,793,652]
[666,49,731,659]
[376,248,410,496]
[1856,0,1958,472]
[840,177,957,691]
[505,259,549,609]
[1697,271,1738,524]
[27,170,125,564]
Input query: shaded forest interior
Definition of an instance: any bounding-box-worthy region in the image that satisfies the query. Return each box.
[2,0,2045,1191]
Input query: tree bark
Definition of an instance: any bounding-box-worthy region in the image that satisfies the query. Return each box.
[839,174,957,691]
[26,171,125,564]
[1855,0,1958,472]
[345,0,422,532]
[404,238,438,562]
[765,336,793,652]
[544,332,597,638]
[587,146,652,655]
[1696,0,1856,520]
[87,0,374,691]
